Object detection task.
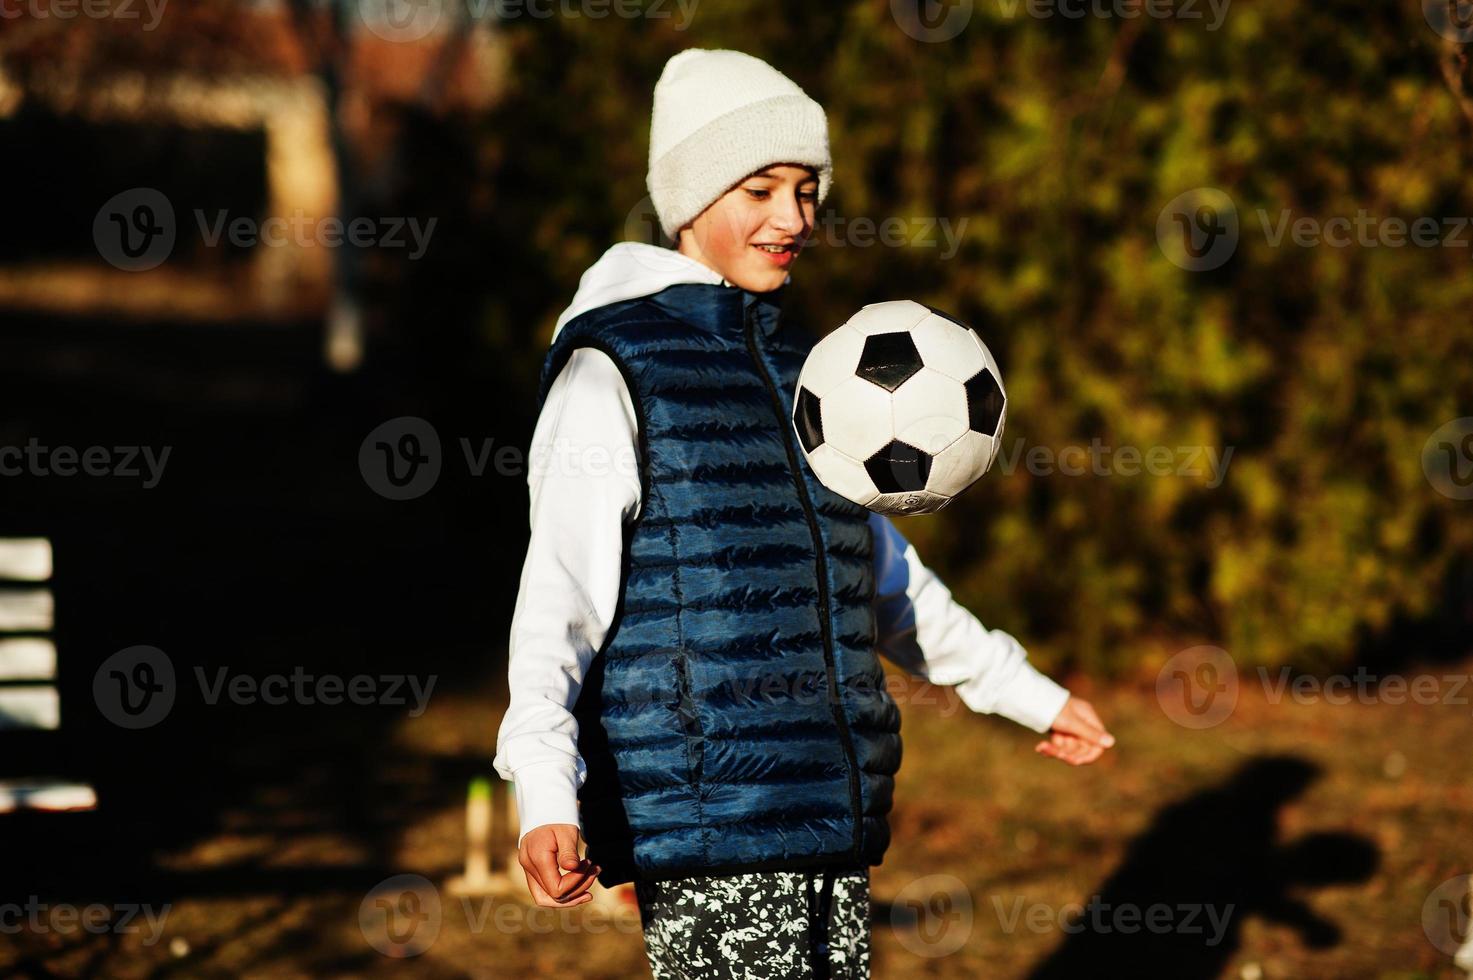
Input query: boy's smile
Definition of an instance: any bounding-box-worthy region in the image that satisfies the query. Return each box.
[676,164,817,292]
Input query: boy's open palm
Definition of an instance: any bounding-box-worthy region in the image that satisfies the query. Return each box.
[1035,696,1115,766]
[518,823,601,908]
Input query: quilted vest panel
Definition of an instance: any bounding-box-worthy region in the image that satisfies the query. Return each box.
[536,281,902,886]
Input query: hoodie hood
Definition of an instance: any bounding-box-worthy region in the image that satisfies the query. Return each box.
[551,242,790,342]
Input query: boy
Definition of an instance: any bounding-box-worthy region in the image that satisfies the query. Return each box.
[492,48,1114,979]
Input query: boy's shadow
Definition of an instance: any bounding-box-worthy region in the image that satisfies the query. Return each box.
[1027,755,1378,980]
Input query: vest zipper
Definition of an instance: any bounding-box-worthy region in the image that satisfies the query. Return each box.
[743,308,866,863]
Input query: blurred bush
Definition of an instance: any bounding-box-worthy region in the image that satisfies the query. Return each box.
[492,2,1473,675]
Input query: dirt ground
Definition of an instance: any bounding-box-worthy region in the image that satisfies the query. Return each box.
[4,654,1471,979]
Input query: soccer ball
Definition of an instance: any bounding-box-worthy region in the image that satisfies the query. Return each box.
[792,300,1007,516]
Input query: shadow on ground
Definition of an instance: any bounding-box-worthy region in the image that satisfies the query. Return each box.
[1018,754,1379,980]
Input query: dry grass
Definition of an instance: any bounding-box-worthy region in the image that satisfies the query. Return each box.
[4,656,1471,979]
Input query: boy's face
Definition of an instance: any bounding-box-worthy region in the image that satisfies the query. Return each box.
[677,164,818,293]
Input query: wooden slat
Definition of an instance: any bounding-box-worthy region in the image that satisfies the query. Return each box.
[0,590,53,632]
[0,687,59,730]
[0,539,52,582]
[0,779,97,813]
[0,638,56,681]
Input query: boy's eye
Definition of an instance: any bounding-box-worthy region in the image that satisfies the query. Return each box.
[744,188,820,202]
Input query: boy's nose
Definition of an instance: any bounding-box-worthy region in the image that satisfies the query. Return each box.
[770,208,806,235]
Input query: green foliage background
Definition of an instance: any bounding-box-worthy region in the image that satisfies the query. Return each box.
[475,1,1473,676]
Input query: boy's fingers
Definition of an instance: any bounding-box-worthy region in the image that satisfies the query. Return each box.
[1035,736,1106,766]
[520,827,601,902]
[528,845,566,897]
[1049,732,1085,756]
[1073,699,1105,729]
[1077,702,1115,747]
[1056,702,1115,749]
[1061,715,1109,746]
[524,869,594,909]
[553,825,585,871]
[524,830,574,897]
[557,867,601,902]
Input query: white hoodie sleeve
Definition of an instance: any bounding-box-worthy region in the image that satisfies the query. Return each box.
[869,511,1071,733]
[492,346,640,843]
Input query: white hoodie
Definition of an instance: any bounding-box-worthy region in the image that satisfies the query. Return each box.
[492,242,1070,843]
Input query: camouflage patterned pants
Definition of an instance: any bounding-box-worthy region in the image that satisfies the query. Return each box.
[634,867,871,980]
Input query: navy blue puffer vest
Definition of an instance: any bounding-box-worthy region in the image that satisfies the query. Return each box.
[537,281,903,886]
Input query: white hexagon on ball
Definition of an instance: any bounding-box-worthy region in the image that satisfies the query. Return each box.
[805,444,880,507]
[819,375,895,462]
[892,367,969,454]
[910,312,988,383]
[926,430,997,497]
[796,324,866,398]
[840,300,931,337]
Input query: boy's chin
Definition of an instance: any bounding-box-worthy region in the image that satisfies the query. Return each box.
[729,260,792,293]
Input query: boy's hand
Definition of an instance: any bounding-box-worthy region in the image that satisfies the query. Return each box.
[518,823,601,908]
[1034,696,1115,766]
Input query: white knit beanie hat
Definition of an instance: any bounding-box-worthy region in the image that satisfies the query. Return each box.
[647,48,833,242]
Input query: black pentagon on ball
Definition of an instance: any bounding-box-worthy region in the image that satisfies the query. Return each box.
[964,367,1005,437]
[921,303,971,332]
[864,440,932,494]
[793,385,824,453]
[856,331,924,393]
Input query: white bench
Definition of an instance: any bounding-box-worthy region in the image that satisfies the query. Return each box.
[0,537,95,812]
